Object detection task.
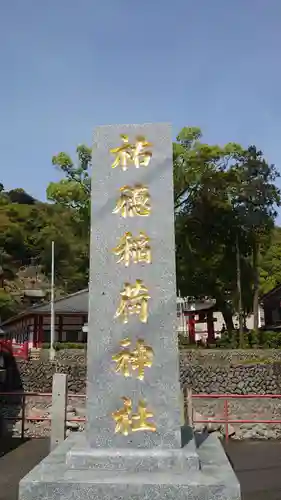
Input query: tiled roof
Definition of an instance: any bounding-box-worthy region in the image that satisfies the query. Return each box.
[262,284,281,301]
[35,289,89,313]
[1,289,89,326]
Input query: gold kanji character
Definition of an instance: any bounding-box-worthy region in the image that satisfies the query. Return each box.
[112,338,154,380]
[110,134,152,171]
[112,398,156,435]
[112,338,132,377]
[114,279,150,324]
[112,232,151,267]
[131,339,154,381]
[132,400,156,432]
[112,185,151,218]
[112,397,132,436]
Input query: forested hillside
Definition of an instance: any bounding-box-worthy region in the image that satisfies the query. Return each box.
[0,185,88,321]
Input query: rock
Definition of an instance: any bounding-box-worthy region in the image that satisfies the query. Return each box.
[206,416,222,432]
[255,424,268,437]
[239,430,254,440]
[264,429,277,439]
[27,408,45,421]
[66,411,76,420]
[193,411,206,432]
[67,405,75,413]
[74,406,86,417]
[220,423,236,437]
[13,420,22,431]
[66,421,79,430]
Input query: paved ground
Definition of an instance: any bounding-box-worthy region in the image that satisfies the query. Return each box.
[1,438,281,499]
[224,441,281,499]
[0,438,49,500]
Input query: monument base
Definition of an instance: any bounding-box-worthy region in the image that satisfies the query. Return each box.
[19,430,240,500]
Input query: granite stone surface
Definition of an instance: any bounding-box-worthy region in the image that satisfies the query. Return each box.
[19,433,241,500]
[87,123,181,449]
[66,430,200,472]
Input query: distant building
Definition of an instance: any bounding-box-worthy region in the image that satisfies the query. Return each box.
[0,290,88,346]
[0,289,265,347]
[262,285,281,330]
[176,297,264,341]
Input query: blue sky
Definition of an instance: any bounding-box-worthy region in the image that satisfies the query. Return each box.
[1,0,281,206]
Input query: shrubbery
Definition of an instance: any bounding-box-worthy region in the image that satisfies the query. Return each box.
[179,330,281,349]
[41,332,281,351]
[42,342,86,350]
[258,331,281,348]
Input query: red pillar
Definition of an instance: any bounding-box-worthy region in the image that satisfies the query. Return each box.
[207,311,215,344]
[23,341,29,360]
[33,315,38,347]
[188,313,196,344]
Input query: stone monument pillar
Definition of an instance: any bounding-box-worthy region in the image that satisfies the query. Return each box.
[86,122,182,451]
[19,123,240,500]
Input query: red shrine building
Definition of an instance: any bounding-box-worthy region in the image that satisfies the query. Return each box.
[1,289,258,347]
[0,290,88,347]
[177,297,218,343]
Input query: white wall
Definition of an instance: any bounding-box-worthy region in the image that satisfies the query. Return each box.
[178,306,265,341]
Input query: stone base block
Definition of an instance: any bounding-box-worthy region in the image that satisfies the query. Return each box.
[66,429,200,472]
[19,432,240,500]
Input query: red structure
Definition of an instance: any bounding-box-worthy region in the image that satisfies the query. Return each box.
[1,290,218,347]
[177,298,216,344]
[0,290,88,347]
[0,339,29,360]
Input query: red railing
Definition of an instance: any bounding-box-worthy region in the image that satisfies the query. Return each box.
[0,391,86,439]
[0,340,29,360]
[185,391,281,442]
[2,390,281,442]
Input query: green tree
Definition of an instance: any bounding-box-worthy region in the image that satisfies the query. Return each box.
[174,131,280,336]
[0,191,90,322]
[46,129,281,340]
[7,188,37,205]
[0,289,18,322]
[260,227,281,294]
[232,146,281,331]
[173,127,242,210]
[46,144,91,292]
[174,127,245,332]
[36,209,89,292]
[47,145,92,234]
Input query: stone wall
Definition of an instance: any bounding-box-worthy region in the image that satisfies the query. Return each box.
[14,360,86,393]
[3,349,281,440]
[180,348,281,366]
[9,348,281,395]
[43,347,281,365]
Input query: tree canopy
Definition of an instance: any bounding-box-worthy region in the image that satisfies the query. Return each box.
[0,187,88,321]
[174,128,280,331]
[0,126,280,333]
[47,145,92,235]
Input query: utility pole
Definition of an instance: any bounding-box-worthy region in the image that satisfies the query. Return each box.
[236,233,244,347]
[50,241,55,361]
